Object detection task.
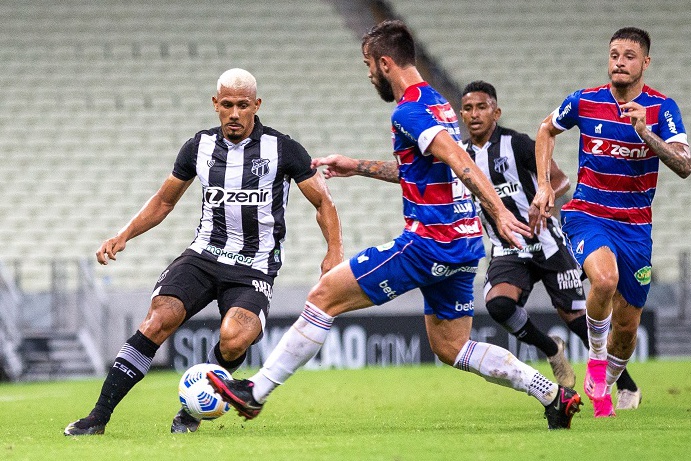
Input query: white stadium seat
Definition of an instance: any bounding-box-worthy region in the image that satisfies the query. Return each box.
[1,0,689,289]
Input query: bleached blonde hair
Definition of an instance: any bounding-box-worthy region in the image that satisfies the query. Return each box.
[217,68,257,93]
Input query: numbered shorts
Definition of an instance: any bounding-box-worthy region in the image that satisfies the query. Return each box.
[153,249,274,338]
[561,212,652,308]
[484,244,586,312]
[349,233,479,320]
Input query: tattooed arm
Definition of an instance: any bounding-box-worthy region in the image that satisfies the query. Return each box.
[641,136,691,179]
[311,155,400,183]
[354,160,400,183]
[620,101,691,179]
[642,136,690,178]
[426,130,531,247]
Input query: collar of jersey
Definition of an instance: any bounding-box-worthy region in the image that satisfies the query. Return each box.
[223,137,252,149]
[219,116,264,148]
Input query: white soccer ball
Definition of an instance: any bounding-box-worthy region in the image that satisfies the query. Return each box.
[178,363,232,420]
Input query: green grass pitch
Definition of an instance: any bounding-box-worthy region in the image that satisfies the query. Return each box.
[1,360,690,461]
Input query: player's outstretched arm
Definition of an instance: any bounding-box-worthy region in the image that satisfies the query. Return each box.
[426,130,531,248]
[531,115,563,234]
[312,155,399,183]
[96,175,193,265]
[296,171,344,275]
[620,101,691,179]
[549,159,571,199]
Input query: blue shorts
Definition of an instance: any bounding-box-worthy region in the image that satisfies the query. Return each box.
[349,232,479,320]
[561,212,652,308]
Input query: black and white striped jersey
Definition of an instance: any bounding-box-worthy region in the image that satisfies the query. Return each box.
[462,126,562,260]
[172,116,315,277]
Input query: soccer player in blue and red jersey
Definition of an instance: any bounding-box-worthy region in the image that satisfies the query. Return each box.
[532,27,690,417]
[208,20,583,430]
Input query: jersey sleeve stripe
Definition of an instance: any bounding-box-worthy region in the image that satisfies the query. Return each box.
[666,133,689,145]
[551,108,568,131]
[418,125,445,155]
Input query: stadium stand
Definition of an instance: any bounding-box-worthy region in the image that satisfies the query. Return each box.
[0,0,396,290]
[3,1,691,378]
[1,0,690,291]
[389,0,691,282]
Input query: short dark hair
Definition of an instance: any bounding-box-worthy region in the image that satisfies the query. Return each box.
[610,27,651,55]
[361,19,416,67]
[462,80,498,102]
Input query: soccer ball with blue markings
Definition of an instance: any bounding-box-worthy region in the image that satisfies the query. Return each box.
[178,363,232,420]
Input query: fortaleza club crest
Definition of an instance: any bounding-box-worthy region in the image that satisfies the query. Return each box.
[251,158,270,177]
[634,266,652,285]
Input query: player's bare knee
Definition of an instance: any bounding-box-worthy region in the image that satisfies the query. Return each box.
[306,279,341,316]
[218,335,251,361]
[589,271,618,298]
[306,281,327,305]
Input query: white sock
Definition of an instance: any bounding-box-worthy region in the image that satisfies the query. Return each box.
[586,313,611,361]
[454,340,558,406]
[250,302,334,403]
[605,353,628,393]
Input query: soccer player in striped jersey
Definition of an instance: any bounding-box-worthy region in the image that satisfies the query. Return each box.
[532,27,690,417]
[64,69,344,435]
[208,20,582,430]
[460,80,640,401]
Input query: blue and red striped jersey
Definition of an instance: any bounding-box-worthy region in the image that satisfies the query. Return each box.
[391,82,484,261]
[552,84,688,227]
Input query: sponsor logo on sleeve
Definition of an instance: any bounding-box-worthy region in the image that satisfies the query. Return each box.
[664,110,678,134]
[157,270,169,283]
[557,102,572,121]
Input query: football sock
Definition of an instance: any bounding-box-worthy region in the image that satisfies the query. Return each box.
[93,330,159,421]
[605,353,629,393]
[208,342,247,374]
[614,368,637,392]
[586,313,611,361]
[567,315,589,345]
[454,340,558,406]
[486,297,558,357]
[251,302,334,403]
[568,315,638,391]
